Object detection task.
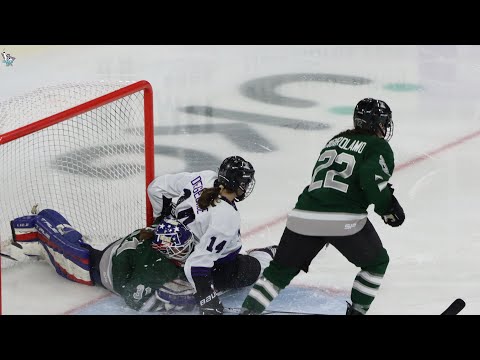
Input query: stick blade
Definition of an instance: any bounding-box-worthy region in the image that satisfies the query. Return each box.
[441,298,466,315]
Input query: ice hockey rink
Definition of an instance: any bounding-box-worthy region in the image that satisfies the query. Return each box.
[1,45,480,315]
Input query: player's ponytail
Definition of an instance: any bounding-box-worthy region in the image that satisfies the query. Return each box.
[198,185,222,210]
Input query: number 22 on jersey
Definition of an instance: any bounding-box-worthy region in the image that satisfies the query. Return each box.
[308,149,356,193]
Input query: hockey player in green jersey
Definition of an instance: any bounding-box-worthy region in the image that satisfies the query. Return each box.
[10,209,194,312]
[86,220,194,312]
[10,206,276,313]
[240,98,405,315]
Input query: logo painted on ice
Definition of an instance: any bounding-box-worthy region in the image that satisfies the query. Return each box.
[1,50,15,66]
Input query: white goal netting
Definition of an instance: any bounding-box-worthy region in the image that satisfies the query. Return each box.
[0,81,153,265]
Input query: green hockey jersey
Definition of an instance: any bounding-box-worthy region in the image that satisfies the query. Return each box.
[98,228,183,311]
[287,130,395,236]
[297,130,395,214]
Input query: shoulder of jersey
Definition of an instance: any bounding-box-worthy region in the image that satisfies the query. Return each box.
[209,201,240,234]
[198,170,218,182]
[367,136,393,154]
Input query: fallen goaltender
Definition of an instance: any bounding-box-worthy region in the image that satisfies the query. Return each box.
[4,207,275,314]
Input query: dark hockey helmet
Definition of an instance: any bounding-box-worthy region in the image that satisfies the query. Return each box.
[353,98,393,141]
[152,218,195,263]
[217,156,256,202]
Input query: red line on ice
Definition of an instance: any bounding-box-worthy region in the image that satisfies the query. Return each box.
[64,129,480,314]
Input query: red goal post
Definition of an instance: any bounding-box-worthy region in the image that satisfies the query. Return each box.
[0,80,155,314]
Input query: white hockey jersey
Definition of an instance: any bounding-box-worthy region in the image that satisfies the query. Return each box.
[147,170,242,290]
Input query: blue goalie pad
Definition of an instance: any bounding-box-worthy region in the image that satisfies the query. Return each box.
[12,209,94,285]
[35,209,84,247]
[11,215,38,242]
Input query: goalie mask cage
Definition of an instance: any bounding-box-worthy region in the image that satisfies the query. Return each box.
[0,80,155,314]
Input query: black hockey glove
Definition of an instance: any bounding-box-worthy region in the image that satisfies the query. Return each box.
[382,194,405,227]
[152,196,173,226]
[387,182,395,194]
[198,291,224,315]
[193,276,224,315]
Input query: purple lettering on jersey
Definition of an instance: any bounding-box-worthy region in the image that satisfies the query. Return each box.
[191,176,207,214]
[191,176,202,186]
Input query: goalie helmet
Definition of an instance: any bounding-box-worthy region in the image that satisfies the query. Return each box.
[353,98,393,141]
[217,156,256,202]
[152,219,195,262]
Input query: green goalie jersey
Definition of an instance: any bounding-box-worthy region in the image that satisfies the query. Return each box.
[295,130,395,216]
[98,228,183,311]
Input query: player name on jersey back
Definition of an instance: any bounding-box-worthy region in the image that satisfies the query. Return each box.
[324,137,367,154]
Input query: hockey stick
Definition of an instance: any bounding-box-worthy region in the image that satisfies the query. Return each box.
[441,298,465,315]
[223,307,326,315]
[0,252,18,261]
[226,298,466,315]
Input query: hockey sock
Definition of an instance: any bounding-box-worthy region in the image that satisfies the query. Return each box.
[241,260,299,314]
[351,248,389,314]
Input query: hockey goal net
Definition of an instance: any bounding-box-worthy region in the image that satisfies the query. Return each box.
[0,80,155,313]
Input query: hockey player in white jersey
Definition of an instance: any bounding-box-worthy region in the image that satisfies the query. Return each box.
[148,156,276,315]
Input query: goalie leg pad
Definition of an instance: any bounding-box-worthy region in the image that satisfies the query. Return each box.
[11,215,44,257]
[12,209,94,286]
[35,209,93,285]
[11,214,38,242]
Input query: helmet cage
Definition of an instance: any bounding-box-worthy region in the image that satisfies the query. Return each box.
[152,219,195,262]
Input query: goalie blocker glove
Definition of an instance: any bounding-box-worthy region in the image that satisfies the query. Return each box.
[382,184,405,227]
[193,276,224,315]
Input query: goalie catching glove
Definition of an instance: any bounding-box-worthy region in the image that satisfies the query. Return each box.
[155,278,197,312]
